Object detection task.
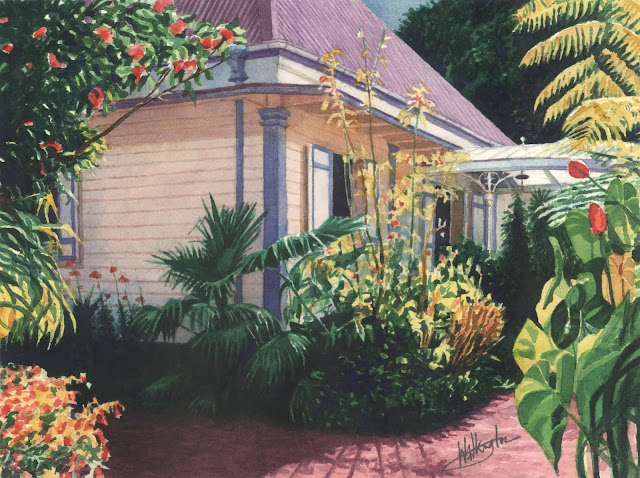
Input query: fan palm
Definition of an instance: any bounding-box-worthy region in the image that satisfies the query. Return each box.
[134,196,365,415]
[516,0,640,149]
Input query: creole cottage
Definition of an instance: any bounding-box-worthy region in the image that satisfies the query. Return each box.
[62,0,606,316]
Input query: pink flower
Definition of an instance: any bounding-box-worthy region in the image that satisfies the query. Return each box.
[33,27,47,39]
[131,65,146,85]
[0,17,8,23]
[88,87,104,109]
[588,203,607,236]
[183,60,197,75]
[152,0,172,12]
[169,19,188,36]
[390,219,400,228]
[95,27,113,44]
[128,43,145,61]
[568,160,590,179]
[48,53,66,68]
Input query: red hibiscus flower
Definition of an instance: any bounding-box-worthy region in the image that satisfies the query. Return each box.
[588,203,607,236]
[39,142,63,152]
[568,159,590,179]
[169,19,188,36]
[48,53,66,68]
[200,36,221,51]
[2,43,13,54]
[89,271,102,280]
[70,270,80,277]
[135,296,145,304]
[88,87,104,109]
[218,27,234,43]
[128,43,145,61]
[152,0,172,12]
[95,26,113,44]
[183,59,197,75]
[117,274,130,284]
[0,17,8,23]
[33,27,47,39]
[109,266,117,273]
[390,219,400,228]
[65,260,75,267]
[131,65,146,85]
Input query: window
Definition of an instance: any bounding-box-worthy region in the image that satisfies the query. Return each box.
[52,178,78,261]
[309,145,350,228]
[471,192,485,245]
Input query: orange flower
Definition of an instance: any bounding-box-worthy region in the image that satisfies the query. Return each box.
[109,266,117,273]
[218,27,234,43]
[200,36,221,51]
[2,43,13,54]
[33,27,47,39]
[169,19,188,36]
[152,0,172,12]
[131,65,146,85]
[48,53,67,68]
[95,26,113,44]
[128,43,145,61]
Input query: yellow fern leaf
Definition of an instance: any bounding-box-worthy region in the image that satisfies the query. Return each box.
[611,0,640,29]
[520,21,607,67]
[563,96,640,146]
[600,48,640,94]
[608,22,640,70]
[544,70,625,123]
[534,56,598,110]
[515,0,601,33]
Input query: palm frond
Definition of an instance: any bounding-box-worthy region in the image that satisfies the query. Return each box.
[520,21,607,67]
[534,56,599,110]
[190,304,281,366]
[240,215,366,274]
[611,0,640,30]
[600,48,640,94]
[132,297,193,341]
[544,70,625,123]
[244,331,312,391]
[144,373,189,402]
[515,0,602,33]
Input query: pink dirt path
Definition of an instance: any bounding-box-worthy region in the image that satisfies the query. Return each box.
[105,393,583,477]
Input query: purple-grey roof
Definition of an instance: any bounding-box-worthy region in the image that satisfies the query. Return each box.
[177,0,514,146]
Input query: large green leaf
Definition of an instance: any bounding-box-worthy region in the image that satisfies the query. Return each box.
[240,215,366,274]
[565,210,602,264]
[515,349,575,473]
[604,179,640,251]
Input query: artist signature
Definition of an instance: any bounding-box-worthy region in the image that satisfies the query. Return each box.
[442,425,520,471]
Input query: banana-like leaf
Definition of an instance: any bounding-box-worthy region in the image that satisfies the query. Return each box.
[240,215,366,274]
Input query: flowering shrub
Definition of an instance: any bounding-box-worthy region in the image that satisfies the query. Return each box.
[0,364,123,477]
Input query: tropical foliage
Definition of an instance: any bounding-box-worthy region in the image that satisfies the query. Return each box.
[515,0,640,150]
[0,0,246,345]
[0,364,123,477]
[133,197,365,415]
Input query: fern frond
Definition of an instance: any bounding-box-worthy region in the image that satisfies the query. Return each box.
[544,70,626,123]
[534,56,599,110]
[521,21,607,67]
[608,22,640,71]
[599,48,640,94]
[563,96,640,146]
[611,0,640,29]
[515,0,602,33]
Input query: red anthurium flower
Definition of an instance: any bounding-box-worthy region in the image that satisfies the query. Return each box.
[33,27,47,39]
[2,43,13,54]
[169,19,188,36]
[183,60,197,75]
[117,274,130,284]
[200,36,221,51]
[48,53,67,68]
[128,43,145,61]
[390,219,400,228]
[589,203,607,236]
[568,159,590,179]
[131,65,146,85]
[89,271,102,280]
[65,260,75,267]
[109,266,117,273]
[0,17,8,23]
[218,27,234,43]
[70,270,80,277]
[152,0,173,12]
[135,296,145,304]
[95,26,113,44]
[88,87,104,108]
